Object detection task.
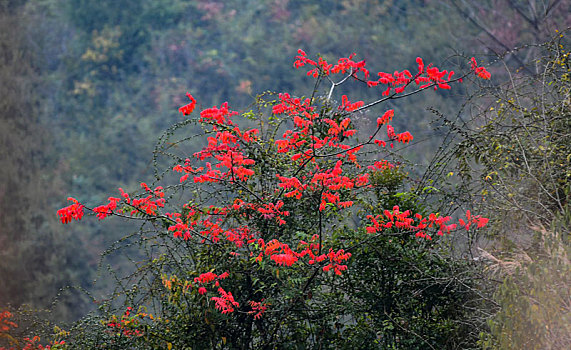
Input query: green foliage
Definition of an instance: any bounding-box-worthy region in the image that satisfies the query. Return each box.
[456,33,570,230]
[479,215,571,350]
[453,33,571,349]
[332,233,482,349]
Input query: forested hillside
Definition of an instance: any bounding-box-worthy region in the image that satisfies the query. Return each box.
[1,0,569,348]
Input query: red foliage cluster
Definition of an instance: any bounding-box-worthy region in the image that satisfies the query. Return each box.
[56,197,84,224]
[471,57,492,80]
[178,92,196,115]
[0,311,17,333]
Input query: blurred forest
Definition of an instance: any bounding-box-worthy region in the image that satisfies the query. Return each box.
[0,0,569,341]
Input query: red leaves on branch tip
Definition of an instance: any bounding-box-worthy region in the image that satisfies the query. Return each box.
[271,253,298,266]
[396,131,413,144]
[322,248,352,275]
[387,124,396,140]
[179,92,197,115]
[377,109,394,127]
[248,300,268,320]
[93,197,121,220]
[90,184,166,221]
[57,197,84,224]
[294,50,369,79]
[194,271,218,284]
[365,207,488,240]
[416,57,424,73]
[385,123,413,144]
[339,95,364,112]
[460,210,489,230]
[124,185,165,216]
[211,287,240,314]
[272,92,314,117]
[470,57,491,79]
[475,67,491,80]
[199,102,238,125]
[368,160,394,171]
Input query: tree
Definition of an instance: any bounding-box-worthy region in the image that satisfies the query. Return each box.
[38,49,492,349]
